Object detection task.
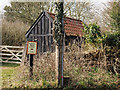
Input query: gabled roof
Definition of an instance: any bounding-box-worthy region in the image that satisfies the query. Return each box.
[48,12,84,37]
[25,11,53,38]
[25,11,84,38]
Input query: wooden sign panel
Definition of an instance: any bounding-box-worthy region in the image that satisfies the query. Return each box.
[27,41,37,55]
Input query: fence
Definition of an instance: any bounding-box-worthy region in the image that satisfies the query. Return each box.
[0,45,24,64]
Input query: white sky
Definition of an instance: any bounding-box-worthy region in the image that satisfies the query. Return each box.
[0,0,111,13]
[0,0,11,13]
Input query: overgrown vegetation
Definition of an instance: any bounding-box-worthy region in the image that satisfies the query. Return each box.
[103,33,120,48]
[109,1,120,33]
[83,23,103,47]
[1,0,120,89]
[2,19,30,46]
[2,44,119,89]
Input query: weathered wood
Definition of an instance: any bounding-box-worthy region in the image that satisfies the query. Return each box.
[25,12,44,38]
[44,16,46,34]
[42,16,45,52]
[0,61,21,64]
[41,36,43,53]
[21,44,27,66]
[39,36,42,52]
[35,25,37,40]
[0,45,24,63]
[54,1,64,88]
[30,34,52,37]
[40,20,42,35]
[55,45,59,80]
[37,36,39,52]
[0,45,24,48]
[2,50,23,53]
[30,54,33,78]
[25,11,54,54]
[1,57,22,60]
[45,11,53,21]
[37,22,39,34]
[48,36,50,51]
[42,15,45,35]
[56,45,64,88]
[44,36,46,52]
[47,18,49,34]
[46,16,49,51]
[0,53,22,57]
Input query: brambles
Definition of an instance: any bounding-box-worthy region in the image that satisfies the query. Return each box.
[2,43,119,88]
[21,44,119,88]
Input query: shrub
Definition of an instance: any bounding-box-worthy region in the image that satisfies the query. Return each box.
[2,19,30,46]
[83,23,103,47]
[102,33,120,48]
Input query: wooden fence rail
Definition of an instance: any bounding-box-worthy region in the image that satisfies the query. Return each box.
[0,45,24,64]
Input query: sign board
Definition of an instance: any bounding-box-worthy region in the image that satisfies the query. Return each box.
[27,41,37,55]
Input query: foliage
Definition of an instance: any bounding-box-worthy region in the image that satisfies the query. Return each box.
[83,23,103,45]
[4,1,95,25]
[109,1,120,33]
[53,2,64,46]
[2,19,30,46]
[102,33,120,48]
[102,1,120,33]
[4,2,54,24]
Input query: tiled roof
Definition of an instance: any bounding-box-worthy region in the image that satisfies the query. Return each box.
[48,12,84,37]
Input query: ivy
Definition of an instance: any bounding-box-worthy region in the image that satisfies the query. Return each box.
[53,2,64,46]
[83,23,103,46]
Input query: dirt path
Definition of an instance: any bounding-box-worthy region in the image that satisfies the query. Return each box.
[0,67,15,70]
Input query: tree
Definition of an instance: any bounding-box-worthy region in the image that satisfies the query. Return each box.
[110,1,120,33]
[4,1,95,25]
[102,1,120,33]
[54,1,64,88]
[64,1,95,23]
[4,2,55,24]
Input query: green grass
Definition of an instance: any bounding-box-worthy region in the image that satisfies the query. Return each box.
[1,62,20,67]
[1,63,20,88]
[2,68,16,80]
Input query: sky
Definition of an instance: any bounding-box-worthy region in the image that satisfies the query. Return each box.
[0,0,111,14]
[0,0,11,13]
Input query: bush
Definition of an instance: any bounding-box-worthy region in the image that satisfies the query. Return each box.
[2,19,30,46]
[83,23,103,46]
[102,33,120,48]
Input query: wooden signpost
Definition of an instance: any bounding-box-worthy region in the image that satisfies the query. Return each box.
[27,41,37,78]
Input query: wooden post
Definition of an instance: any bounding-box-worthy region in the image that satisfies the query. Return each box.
[30,54,33,78]
[56,45,64,88]
[55,45,59,80]
[54,0,64,88]
[59,45,64,88]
